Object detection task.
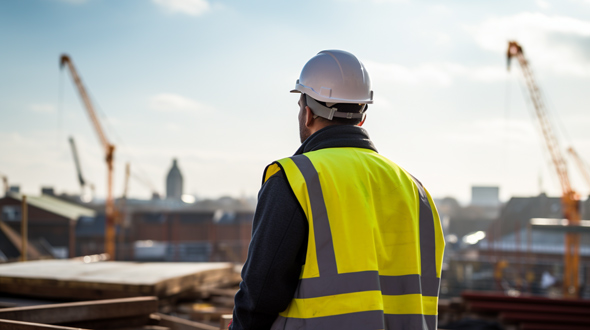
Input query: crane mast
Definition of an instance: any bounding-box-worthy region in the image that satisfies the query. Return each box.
[507,41,580,297]
[60,54,117,259]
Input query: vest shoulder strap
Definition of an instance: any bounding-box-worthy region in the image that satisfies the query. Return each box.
[262,162,282,185]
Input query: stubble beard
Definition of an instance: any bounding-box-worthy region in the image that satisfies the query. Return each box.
[299,113,311,143]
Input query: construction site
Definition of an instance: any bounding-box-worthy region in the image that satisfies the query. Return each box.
[2,1,590,330]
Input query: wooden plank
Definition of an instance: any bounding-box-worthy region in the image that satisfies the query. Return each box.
[62,315,152,330]
[152,313,218,330]
[206,289,238,297]
[0,260,233,300]
[520,323,590,330]
[0,297,61,308]
[462,291,590,307]
[500,312,590,325]
[210,296,234,308]
[116,327,170,330]
[467,300,590,315]
[0,220,42,260]
[188,308,233,324]
[0,297,158,325]
[0,319,90,330]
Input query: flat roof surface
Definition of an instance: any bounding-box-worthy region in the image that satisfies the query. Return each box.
[0,260,234,299]
[4,193,96,220]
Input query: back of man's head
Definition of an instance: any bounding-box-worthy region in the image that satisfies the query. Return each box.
[291,50,373,126]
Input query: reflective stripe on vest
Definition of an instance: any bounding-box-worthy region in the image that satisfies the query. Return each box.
[265,150,444,330]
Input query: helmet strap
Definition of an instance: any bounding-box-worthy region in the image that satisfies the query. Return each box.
[305,94,365,121]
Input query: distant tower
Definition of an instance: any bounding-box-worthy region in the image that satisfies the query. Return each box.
[166,158,183,200]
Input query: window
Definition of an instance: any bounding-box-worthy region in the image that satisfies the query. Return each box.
[2,205,21,222]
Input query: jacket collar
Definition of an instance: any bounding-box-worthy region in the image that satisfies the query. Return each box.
[294,125,378,155]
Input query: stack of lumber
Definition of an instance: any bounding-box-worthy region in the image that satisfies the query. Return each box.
[461,291,590,330]
[0,296,225,330]
[0,260,240,329]
[177,288,238,323]
[0,260,235,302]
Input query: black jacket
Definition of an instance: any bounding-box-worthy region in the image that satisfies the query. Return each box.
[230,125,377,330]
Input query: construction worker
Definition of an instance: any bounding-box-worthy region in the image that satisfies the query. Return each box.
[230,50,445,330]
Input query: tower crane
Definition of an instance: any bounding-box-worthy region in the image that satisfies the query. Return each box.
[68,136,95,201]
[567,147,590,189]
[507,41,580,297]
[60,54,117,259]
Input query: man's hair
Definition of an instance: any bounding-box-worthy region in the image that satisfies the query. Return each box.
[314,99,367,126]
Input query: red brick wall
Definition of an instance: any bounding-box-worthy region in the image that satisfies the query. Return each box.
[130,211,253,262]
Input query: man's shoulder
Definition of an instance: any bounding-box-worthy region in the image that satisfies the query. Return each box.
[263,162,284,184]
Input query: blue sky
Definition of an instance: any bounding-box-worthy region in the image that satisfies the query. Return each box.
[2,0,590,203]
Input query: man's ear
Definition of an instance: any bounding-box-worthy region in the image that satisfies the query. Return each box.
[358,114,366,127]
[305,106,315,127]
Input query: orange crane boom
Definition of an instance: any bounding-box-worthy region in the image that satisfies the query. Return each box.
[507,41,580,297]
[567,147,590,189]
[60,54,117,259]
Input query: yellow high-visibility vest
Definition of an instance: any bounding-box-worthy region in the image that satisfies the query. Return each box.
[263,147,445,330]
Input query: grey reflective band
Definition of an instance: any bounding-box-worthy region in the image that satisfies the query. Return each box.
[305,94,365,120]
[272,313,437,330]
[385,314,437,330]
[381,274,440,297]
[296,272,440,299]
[409,175,440,298]
[295,271,380,299]
[272,311,385,330]
[291,155,338,276]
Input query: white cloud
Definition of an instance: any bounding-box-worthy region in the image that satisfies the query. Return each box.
[428,4,452,15]
[164,123,183,131]
[536,0,551,9]
[466,12,590,76]
[463,119,537,145]
[149,93,212,113]
[433,32,452,45]
[153,0,210,16]
[30,103,56,113]
[364,61,505,87]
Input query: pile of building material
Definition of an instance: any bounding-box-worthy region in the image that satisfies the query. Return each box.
[439,291,590,330]
[0,296,227,330]
[0,259,241,329]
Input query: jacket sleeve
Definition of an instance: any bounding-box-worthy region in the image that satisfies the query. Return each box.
[230,171,308,330]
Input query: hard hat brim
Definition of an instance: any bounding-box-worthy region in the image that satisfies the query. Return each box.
[290,84,373,104]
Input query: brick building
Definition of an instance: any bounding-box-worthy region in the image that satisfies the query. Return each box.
[0,193,95,260]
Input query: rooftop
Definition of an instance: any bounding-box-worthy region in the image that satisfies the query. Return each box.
[5,192,96,221]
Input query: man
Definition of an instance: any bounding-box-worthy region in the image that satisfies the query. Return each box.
[231,50,445,330]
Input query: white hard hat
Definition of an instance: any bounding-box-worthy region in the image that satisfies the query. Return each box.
[291,50,373,105]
